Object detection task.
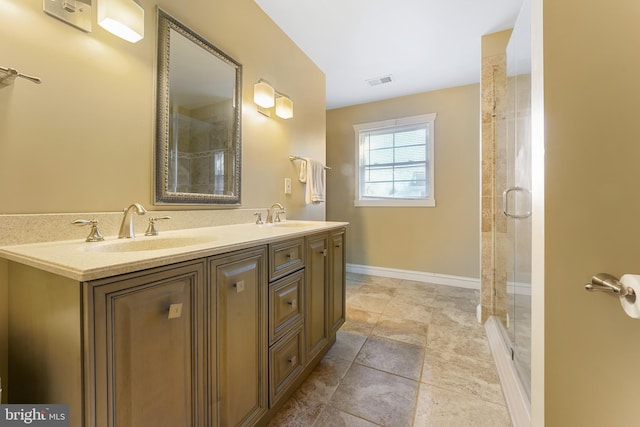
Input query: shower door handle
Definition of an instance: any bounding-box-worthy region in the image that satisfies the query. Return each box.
[502,186,531,219]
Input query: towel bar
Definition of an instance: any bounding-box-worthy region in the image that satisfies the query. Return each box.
[0,65,42,86]
[289,156,331,170]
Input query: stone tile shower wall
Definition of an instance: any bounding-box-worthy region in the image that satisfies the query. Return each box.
[172,102,233,195]
[480,39,508,323]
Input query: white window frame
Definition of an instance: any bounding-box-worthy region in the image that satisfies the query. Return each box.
[353,113,436,207]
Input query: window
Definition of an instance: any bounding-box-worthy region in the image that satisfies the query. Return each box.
[353,113,436,207]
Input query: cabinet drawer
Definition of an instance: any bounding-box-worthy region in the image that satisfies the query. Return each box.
[269,238,304,281]
[269,325,304,407]
[269,271,304,345]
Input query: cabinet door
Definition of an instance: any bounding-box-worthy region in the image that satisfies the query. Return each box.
[91,261,205,427]
[329,229,346,336]
[305,233,329,361]
[210,248,267,427]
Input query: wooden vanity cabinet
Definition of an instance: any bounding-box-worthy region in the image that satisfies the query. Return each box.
[6,226,346,427]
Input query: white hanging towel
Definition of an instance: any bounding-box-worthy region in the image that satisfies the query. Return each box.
[300,158,326,204]
[299,159,308,183]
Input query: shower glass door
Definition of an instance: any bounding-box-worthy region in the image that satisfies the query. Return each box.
[503,3,532,396]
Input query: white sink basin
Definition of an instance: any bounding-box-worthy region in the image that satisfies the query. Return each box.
[82,236,213,253]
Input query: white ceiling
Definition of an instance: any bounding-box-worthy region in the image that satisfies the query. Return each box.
[254,0,524,109]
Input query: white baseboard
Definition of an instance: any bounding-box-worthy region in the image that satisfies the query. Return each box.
[345,264,533,297]
[485,317,531,427]
[346,263,480,290]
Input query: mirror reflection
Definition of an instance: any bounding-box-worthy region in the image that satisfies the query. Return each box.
[155,9,242,205]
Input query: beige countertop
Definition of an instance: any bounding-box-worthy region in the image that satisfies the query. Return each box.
[0,220,348,282]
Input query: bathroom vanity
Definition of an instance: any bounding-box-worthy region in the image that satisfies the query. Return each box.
[0,221,346,427]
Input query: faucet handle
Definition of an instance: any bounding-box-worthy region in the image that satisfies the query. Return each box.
[144,216,172,236]
[72,219,104,242]
[254,212,264,225]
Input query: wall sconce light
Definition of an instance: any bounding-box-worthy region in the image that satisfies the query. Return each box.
[275,95,294,119]
[254,80,275,108]
[98,0,144,43]
[42,0,144,42]
[253,79,294,119]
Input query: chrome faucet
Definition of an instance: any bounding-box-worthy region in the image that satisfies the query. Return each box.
[266,203,285,223]
[118,203,147,239]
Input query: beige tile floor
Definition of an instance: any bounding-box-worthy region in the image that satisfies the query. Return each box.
[268,273,512,427]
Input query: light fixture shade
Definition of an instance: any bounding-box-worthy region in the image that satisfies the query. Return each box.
[254,81,275,108]
[275,95,294,119]
[98,0,144,43]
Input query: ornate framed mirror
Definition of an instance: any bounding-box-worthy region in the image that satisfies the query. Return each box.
[155,9,242,205]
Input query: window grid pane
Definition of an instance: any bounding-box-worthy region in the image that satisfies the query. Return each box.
[360,124,429,200]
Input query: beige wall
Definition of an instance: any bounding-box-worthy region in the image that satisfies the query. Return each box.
[541,0,640,424]
[0,0,326,401]
[0,0,326,217]
[326,85,480,278]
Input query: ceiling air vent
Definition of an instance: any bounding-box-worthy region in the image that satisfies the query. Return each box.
[366,75,394,86]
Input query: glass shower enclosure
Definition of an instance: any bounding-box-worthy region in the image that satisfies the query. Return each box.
[500,2,532,397]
